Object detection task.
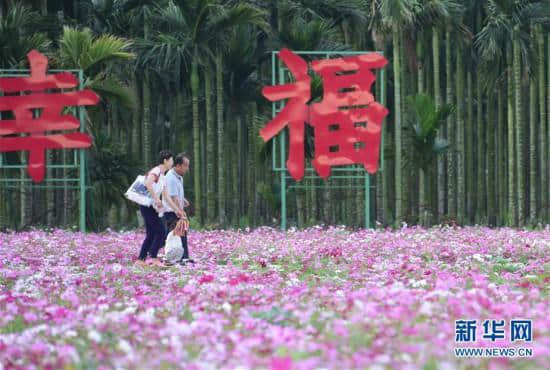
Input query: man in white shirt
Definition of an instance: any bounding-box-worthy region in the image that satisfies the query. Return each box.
[163,153,193,265]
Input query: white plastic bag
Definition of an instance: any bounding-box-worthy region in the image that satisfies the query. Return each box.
[164,231,183,264]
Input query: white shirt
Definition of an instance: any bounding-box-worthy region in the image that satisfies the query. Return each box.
[162,168,184,214]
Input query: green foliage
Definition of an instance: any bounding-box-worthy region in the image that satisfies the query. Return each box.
[56,26,135,107]
[86,128,140,231]
[256,181,278,212]
[405,93,454,171]
[251,306,294,326]
[0,4,50,68]
[0,316,29,334]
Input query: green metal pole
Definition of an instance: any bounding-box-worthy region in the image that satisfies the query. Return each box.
[279,63,287,231]
[78,70,86,232]
[272,52,277,171]
[381,68,386,170]
[281,131,287,231]
[365,174,370,228]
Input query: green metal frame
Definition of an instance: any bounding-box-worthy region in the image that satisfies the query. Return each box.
[0,69,89,231]
[270,51,386,230]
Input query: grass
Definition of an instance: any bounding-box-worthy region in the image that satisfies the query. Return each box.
[0,315,29,334]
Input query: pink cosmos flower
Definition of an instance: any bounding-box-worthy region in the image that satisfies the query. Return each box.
[270,356,292,370]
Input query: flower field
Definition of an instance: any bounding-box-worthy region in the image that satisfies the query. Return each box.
[0,226,548,369]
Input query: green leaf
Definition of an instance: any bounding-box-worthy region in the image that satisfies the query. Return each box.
[88,77,135,108]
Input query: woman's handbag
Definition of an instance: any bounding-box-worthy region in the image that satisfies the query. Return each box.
[124,175,153,207]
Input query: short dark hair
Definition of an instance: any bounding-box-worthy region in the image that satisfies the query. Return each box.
[158,150,173,165]
[174,152,190,166]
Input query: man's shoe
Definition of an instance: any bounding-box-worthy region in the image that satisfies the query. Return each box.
[179,258,195,266]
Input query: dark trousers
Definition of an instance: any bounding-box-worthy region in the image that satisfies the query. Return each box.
[163,211,189,259]
[139,205,166,260]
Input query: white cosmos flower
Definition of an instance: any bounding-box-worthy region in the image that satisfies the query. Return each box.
[88,330,102,343]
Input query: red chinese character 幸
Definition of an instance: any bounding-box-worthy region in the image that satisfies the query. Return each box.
[0,50,99,182]
[260,49,388,181]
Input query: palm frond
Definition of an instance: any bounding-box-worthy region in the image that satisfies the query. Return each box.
[0,4,51,68]
[57,26,93,68]
[83,35,134,70]
[87,77,135,108]
[209,2,269,36]
[57,27,135,75]
[406,93,454,170]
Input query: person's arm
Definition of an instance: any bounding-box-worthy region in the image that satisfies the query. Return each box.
[163,188,183,218]
[145,173,162,209]
[170,195,186,218]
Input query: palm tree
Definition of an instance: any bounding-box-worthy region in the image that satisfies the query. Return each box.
[55,26,134,106]
[407,93,454,225]
[0,4,51,68]
[208,2,268,225]
[286,0,368,46]
[370,0,419,225]
[224,24,266,224]
[476,0,550,225]
[139,0,267,226]
[0,4,51,229]
[55,26,134,226]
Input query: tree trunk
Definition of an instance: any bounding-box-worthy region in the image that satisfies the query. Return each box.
[507,44,517,226]
[497,88,506,226]
[0,185,5,230]
[46,151,54,226]
[247,107,256,226]
[536,27,547,223]
[435,28,446,221]
[401,38,412,223]
[236,113,243,223]
[191,57,202,224]
[73,0,78,21]
[392,27,403,224]
[456,43,465,224]
[419,167,426,227]
[487,92,496,225]
[376,173,383,225]
[546,34,550,223]
[311,179,319,224]
[252,103,261,225]
[216,53,226,225]
[232,145,239,225]
[131,75,141,163]
[142,74,151,167]
[296,188,305,228]
[474,72,484,224]
[466,64,474,223]
[157,88,166,149]
[446,28,455,220]
[19,153,26,229]
[529,30,537,223]
[514,37,525,226]
[417,37,424,94]
[323,181,330,225]
[205,66,216,223]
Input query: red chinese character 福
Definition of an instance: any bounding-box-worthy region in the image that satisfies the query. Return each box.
[0,50,99,182]
[260,49,388,181]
